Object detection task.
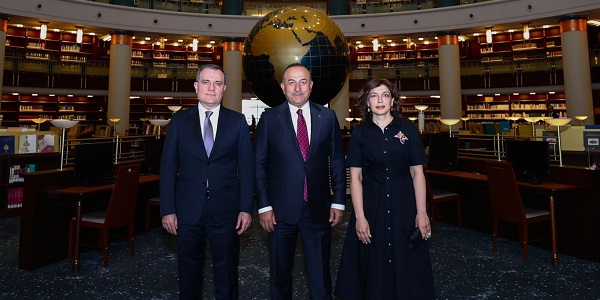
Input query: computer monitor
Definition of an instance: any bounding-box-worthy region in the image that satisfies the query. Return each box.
[505,140,550,185]
[74,142,115,186]
[428,135,459,171]
[143,138,164,175]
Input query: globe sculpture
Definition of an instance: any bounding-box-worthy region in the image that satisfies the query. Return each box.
[242,6,350,107]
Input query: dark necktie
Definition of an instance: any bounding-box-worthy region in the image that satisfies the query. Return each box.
[297,109,309,202]
[204,111,214,156]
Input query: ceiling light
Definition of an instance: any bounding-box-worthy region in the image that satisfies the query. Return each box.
[485,27,493,43]
[32,93,38,96]
[543,25,550,29]
[39,22,48,40]
[16,24,23,28]
[523,23,530,40]
[355,41,361,44]
[386,39,392,43]
[145,37,151,40]
[513,93,519,96]
[178,39,183,43]
[192,37,198,52]
[508,29,515,33]
[588,20,600,26]
[372,38,379,51]
[76,27,83,43]
[549,91,556,94]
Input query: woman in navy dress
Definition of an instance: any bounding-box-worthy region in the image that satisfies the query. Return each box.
[335,78,435,299]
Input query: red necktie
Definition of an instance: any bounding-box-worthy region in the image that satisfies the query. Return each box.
[297,109,309,202]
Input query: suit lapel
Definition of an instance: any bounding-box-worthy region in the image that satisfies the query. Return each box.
[186,106,207,158]
[212,107,232,155]
[277,103,304,160]
[308,103,323,159]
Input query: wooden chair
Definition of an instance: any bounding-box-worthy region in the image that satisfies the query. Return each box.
[145,197,161,233]
[68,164,141,267]
[425,172,462,228]
[485,160,552,261]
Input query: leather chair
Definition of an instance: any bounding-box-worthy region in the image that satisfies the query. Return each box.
[67,164,141,267]
[485,160,552,261]
[426,172,462,228]
[145,197,160,233]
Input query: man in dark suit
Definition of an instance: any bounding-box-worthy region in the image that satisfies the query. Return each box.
[160,64,254,300]
[254,63,346,300]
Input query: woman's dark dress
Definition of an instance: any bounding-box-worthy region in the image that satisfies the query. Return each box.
[335,118,435,300]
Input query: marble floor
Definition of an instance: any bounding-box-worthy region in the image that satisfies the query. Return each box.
[1,214,599,300]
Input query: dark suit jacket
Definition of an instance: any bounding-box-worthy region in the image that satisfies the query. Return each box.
[254,101,346,224]
[160,105,254,225]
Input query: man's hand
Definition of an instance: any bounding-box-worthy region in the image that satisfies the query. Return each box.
[329,208,343,226]
[259,210,276,232]
[162,213,178,235]
[236,212,252,235]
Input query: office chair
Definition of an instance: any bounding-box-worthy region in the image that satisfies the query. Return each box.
[425,172,462,228]
[68,164,141,267]
[145,197,160,233]
[485,160,552,261]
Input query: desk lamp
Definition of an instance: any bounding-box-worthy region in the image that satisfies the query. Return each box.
[414,105,428,133]
[344,117,354,129]
[408,117,417,123]
[109,118,121,136]
[168,106,182,114]
[50,119,79,170]
[575,115,588,126]
[31,118,47,131]
[524,117,543,137]
[440,119,460,137]
[505,116,521,136]
[149,119,170,139]
[545,118,572,167]
[460,117,470,130]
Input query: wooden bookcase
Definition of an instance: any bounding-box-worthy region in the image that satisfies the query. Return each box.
[0,152,60,217]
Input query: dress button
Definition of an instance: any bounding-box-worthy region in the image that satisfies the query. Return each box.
[386,177,389,180]
[388,243,392,246]
[388,260,392,263]
[387,194,390,197]
[387,210,390,213]
[387,227,391,230]
[384,151,387,154]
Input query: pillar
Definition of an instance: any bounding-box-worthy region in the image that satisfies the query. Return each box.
[437,31,462,119]
[329,0,349,15]
[223,0,243,15]
[222,38,243,112]
[0,15,8,114]
[107,31,133,134]
[559,15,594,124]
[330,75,350,130]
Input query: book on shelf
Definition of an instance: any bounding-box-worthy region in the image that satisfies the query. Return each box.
[7,187,24,209]
[37,134,55,153]
[18,134,37,154]
[0,136,16,154]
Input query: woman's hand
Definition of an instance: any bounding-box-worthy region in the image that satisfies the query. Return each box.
[355,217,372,244]
[415,211,432,240]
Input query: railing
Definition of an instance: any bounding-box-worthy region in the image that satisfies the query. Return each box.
[83,0,494,16]
[61,135,158,167]
[456,132,560,164]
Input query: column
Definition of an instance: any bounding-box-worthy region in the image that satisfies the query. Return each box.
[330,76,350,130]
[223,0,243,15]
[222,38,244,113]
[329,0,349,15]
[107,31,133,134]
[0,15,8,114]
[559,15,594,124]
[437,31,462,119]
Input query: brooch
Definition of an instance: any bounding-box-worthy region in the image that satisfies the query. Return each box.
[394,130,408,144]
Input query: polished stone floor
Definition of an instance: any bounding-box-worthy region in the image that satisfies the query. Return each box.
[1,214,599,299]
